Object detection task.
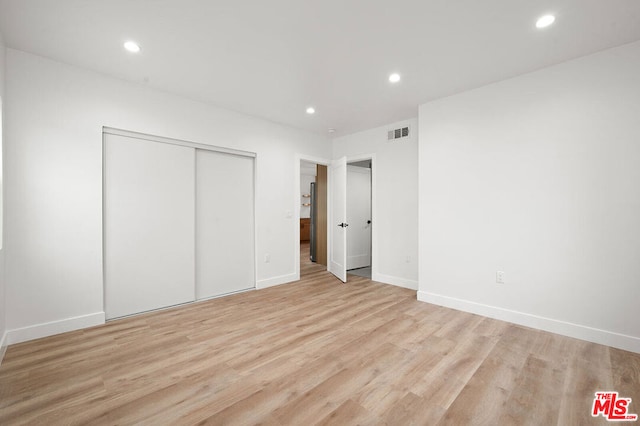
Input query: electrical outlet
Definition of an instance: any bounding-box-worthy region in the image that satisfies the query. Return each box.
[265,254,271,263]
[496,271,505,284]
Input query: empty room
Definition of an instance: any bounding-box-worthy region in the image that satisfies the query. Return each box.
[0,1,639,425]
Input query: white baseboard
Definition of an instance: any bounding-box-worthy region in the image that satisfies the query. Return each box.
[256,272,298,290]
[372,273,418,290]
[417,291,640,354]
[6,312,106,345]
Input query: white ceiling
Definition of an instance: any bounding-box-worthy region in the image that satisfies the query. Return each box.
[1,0,640,137]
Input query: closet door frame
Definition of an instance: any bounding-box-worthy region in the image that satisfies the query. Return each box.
[102,127,257,318]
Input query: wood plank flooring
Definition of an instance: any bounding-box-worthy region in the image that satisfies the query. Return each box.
[1,245,638,425]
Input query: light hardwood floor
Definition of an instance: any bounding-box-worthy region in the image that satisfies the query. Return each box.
[1,245,638,425]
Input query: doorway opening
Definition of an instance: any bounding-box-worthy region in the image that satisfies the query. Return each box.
[299,160,328,277]
[346,160,372,279]
[296,154,375,284]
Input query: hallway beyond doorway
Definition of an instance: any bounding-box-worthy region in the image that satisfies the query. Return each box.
[300,242,328,277]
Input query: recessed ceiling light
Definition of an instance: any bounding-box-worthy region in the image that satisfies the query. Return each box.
[536,15,555,29]
[306,107,315,114]
[124,41,141,53]
[389,73,401,83]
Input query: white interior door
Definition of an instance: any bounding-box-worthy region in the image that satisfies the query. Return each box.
[104,134,196,319]
[329,156,348,282]
[196,150,255,299]
[347,165,372,270]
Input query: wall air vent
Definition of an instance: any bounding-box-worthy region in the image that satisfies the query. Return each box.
[387,126,410,141]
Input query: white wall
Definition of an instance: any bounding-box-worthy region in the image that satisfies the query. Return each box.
[4,49,331,343]
[0,31,6,358]
[418,41,640,353]
[333,118,418,289]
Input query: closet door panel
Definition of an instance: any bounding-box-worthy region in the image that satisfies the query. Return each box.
[104,134,195,319]
[196,150,255,299]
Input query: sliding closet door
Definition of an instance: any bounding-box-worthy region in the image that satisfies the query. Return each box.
[104,134,196,319]
[196,150,255,299]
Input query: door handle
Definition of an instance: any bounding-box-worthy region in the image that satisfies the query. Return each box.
[338,223,349,228]
[367,220,371,224]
